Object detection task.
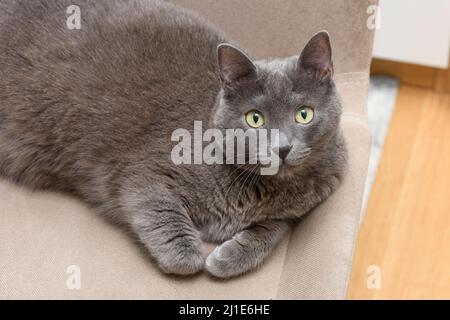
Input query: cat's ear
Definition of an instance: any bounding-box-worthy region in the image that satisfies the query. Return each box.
[217,44,256,90]
[297,31,334,82]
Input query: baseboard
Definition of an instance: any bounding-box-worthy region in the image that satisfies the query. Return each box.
[370,58,450,94]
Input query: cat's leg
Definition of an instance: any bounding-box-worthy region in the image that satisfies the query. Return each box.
[205,220,290,278]
[126,192,205,275]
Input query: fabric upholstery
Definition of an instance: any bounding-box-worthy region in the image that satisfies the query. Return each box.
[0,0,376,299]
[0,75,371,299]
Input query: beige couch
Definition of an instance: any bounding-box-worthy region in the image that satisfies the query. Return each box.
[0,0,376,299]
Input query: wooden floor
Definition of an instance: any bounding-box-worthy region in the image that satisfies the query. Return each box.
[347,84,450,299]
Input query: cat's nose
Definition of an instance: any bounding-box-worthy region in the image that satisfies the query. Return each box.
[277,145,292,160]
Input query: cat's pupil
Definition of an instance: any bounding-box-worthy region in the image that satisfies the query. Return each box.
[253,113,260,123]
[301,110,307,119]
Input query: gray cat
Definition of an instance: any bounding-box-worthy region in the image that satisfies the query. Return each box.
[0,0,347,278]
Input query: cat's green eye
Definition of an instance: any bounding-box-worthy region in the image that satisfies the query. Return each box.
[245,110,265,128]
[295,106,314,124]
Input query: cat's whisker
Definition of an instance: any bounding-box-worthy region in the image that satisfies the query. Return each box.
[246,164,261,200]
[234,169,252,203]
[224,164,250,197]
[235,164,259,203]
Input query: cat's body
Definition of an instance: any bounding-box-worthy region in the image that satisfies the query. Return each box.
[0,0,347,277]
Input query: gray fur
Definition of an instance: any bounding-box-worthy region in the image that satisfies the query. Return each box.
[0,0,347,278]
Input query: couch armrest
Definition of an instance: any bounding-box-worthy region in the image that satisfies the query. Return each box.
[274,73,372,299]
[277,117,371,299]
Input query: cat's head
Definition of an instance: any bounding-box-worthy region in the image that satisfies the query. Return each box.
[212,31,342,177]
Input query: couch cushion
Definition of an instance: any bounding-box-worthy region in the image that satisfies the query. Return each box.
[0,74,370,299]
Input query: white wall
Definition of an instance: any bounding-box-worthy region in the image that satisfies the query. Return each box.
[373,0,450,69]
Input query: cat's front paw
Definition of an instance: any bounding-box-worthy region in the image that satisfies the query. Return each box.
[158,246,205,276]
[205,239,257,279]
